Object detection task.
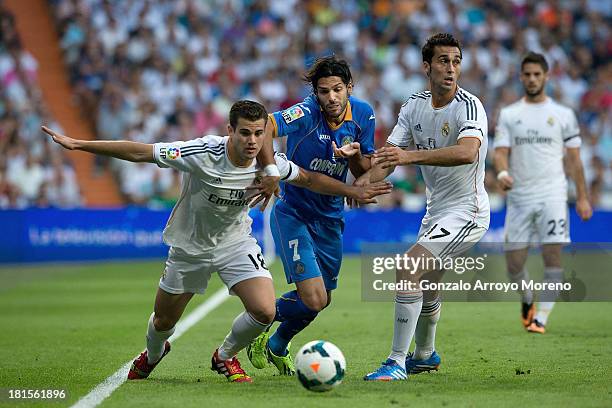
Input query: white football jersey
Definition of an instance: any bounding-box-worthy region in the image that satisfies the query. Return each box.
[494,97,581,205]
[387,88,490,228]
[154,135,299,255]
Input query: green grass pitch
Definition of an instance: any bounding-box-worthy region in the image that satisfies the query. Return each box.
[0,257,610,407]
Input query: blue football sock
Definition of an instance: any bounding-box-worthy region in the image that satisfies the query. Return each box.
[274,290,318,322]
[269,317,317,356]
[268,290,319,356]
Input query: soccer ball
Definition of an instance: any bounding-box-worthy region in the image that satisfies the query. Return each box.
[295,340,346,392]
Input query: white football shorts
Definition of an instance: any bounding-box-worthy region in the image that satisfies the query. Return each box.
[504,201,570,250]
[417,212,488,259]
[159,237,272,295]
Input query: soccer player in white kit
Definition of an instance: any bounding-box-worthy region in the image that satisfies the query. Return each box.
[359,33,490,381]
[42,101,391,383]
[494,52,592,334]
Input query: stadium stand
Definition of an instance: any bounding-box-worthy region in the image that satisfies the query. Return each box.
[0,2,84,208]
[3,0,611,208]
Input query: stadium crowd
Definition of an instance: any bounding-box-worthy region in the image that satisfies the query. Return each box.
[2,0,611,208]
[0,3,82,208]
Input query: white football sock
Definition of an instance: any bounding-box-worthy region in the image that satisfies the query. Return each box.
[535,267,563,325]
[413,298,441,360]
[218,312,267,360]
[509,266,533,304]
[146,313,175,364]
[388,291,422,370]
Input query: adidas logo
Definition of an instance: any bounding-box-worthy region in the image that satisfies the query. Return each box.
[414,124,422,132]
[210,177,223,184]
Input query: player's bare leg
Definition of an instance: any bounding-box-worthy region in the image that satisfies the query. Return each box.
[505,248,535,328]
[128,289,194,380]
[212,277,275,382]
[528,244,563,333]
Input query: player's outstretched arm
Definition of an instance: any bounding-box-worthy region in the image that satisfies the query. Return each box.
[290,168,392,203]
[374,138,479,168]
[42,126,154,163]
[493,147,514,191]
[566,147,593,221]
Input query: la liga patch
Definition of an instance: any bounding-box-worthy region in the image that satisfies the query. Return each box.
[281,106,305,124]
[167,147,180,159]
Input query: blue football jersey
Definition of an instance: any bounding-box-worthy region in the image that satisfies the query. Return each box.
[270,94,376,219]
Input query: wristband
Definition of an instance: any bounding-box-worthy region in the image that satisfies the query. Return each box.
[497,170,509,180]
[263,164,280,177]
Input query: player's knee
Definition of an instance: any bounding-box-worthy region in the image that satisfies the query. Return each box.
[323,292,332,309]
[153,314,177,332]
[301,292,328,312]
[249,306,275,325]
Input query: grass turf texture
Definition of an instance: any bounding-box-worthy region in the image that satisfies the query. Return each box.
[0,257,610,407]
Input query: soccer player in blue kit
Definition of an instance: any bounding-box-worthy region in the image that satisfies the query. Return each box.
[247,56,376,375]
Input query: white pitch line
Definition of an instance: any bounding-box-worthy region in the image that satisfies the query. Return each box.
[71,288,230,408]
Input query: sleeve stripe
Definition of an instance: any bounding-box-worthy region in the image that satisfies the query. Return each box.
[563,134,579,142]
[459,126,484,137]
[281,163,294,180]
[269,113,279,138]
[181,144,225,154]
[182,148,226,158]
[455,91,477,121]
[387,140,410,148]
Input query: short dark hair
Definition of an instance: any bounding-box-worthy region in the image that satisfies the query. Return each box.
[229,100,267,128]
[303,56,352,92]
[422,33,462,64]
[521,51,549,73]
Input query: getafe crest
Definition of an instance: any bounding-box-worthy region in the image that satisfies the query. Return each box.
[341,136,354,146]
[441,122,450,137]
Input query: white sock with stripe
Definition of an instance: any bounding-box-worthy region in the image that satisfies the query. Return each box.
[535,267,563,325]
[413,298,441,360]
[218,312,268,360]
[509,266,533,304]
[146,313,175,364]
[388,291,422,370]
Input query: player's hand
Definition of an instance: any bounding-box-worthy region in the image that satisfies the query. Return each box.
[347,173,371,208]
[576,197,593,221]
[246,175,280,211]
[497,174,514,191]
[42,126,79,150]
[373,146,410,169]
[349,181,392,204]
[332,141,361,159]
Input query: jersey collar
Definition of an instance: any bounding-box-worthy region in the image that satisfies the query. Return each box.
[325,99,353,130]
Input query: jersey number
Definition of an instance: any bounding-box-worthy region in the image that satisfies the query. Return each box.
[288,239,301,261]
[248,253,268,270]
[423,223,451,240]
[547,219,566,236]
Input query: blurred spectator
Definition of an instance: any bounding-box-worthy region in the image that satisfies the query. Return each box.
[0,2,82,208]
[15,0,612,209]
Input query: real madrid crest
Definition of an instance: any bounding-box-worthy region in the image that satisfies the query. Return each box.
[441,122,450,137]
[547,117,554,126]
